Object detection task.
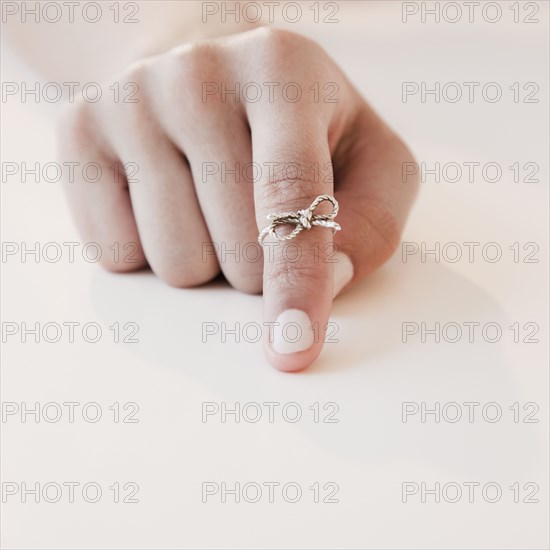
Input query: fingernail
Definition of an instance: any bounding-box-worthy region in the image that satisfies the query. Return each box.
[272,309,314,354]
[333,252,354,297]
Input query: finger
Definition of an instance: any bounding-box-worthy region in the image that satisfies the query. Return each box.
[143,45,261,292]
[332,106,419,296]
[105,109,220,288]
[251,110,335,372]
[58,102,147,272]
[169,108,262,294]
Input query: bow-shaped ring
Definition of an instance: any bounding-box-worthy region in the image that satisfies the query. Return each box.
[258,195,341,245]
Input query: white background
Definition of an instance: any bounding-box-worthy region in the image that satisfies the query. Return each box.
[1,1,549,548]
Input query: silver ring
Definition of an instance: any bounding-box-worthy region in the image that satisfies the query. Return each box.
[258,194,341,245]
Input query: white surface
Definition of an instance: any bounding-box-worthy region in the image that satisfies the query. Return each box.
[1,2,549,549]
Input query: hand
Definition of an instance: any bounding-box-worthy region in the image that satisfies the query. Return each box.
[58,27,419,371]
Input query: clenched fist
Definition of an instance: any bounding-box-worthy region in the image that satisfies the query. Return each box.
[58,27,419,371]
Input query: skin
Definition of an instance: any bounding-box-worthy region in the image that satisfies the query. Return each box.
[7,13,419,371]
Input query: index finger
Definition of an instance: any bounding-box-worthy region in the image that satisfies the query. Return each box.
[251,109,339,372]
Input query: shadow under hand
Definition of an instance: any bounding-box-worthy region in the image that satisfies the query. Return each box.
[89,257,538,478]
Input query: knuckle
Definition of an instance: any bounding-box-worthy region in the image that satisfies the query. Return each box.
[254,26,291,49]
[167,42,225,117]
[250,27,329,81]
[98,60,154,132]
[121,57,153,88]
[260,171,326,214]
[171,42,220,86]
[253,27,316,57]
